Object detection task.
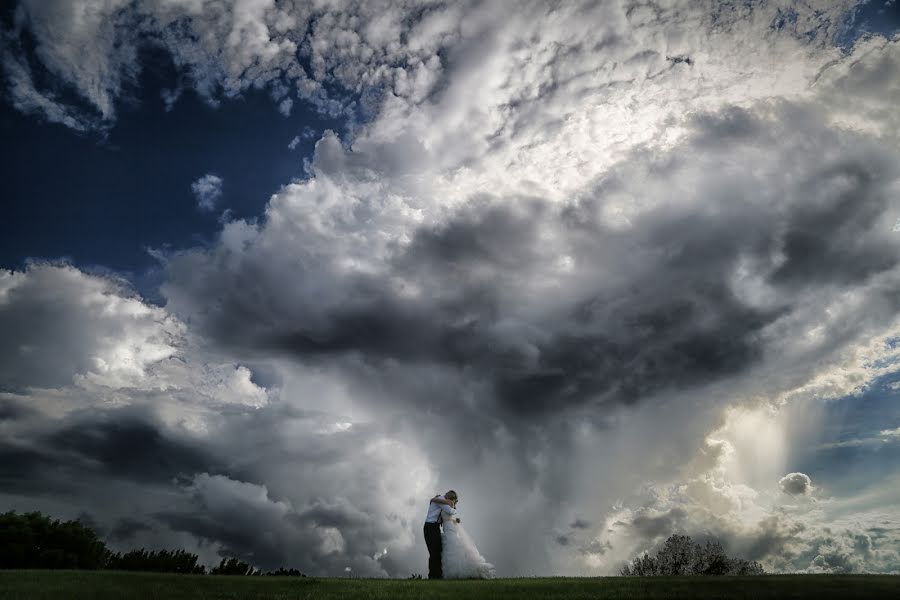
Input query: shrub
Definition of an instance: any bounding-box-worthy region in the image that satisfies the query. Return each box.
[620,534,765,576]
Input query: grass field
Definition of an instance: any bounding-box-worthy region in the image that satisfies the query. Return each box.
[1,571,898,599]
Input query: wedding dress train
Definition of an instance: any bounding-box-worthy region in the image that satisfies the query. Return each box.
[441,515,495,579]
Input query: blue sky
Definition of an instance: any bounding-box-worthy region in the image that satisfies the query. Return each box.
[2,0,900,578]
[1,45,338,279]
[793,370,900,492]
[837,0,900,46]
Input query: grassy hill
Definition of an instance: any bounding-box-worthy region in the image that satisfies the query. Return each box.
[1,571,898,599]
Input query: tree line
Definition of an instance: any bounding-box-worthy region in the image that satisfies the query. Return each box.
[0,511,305,576]
[621,534,765,576]
[3,510,765,577]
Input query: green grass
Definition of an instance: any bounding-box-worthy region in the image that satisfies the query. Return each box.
[0,571,897,599]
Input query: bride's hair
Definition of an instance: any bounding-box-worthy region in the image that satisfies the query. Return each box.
[445,490,458,501]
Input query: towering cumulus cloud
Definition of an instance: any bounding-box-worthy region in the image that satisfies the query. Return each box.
[3,0,900,575]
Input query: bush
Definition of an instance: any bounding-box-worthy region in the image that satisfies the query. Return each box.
[621,534,765,576]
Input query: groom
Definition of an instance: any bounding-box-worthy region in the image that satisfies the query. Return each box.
[423,490,459,579]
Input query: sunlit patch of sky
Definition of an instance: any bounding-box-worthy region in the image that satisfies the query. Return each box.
[791,370,900,495]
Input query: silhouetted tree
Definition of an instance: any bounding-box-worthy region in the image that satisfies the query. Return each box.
[265,567,306,576]
[0,511,109,570]
[620,534,765,576]
[726,556,766,575]
[2,510,319,577]
[656,534,695,575]
[624,552,659,576]
[693,540,731,575]
[211,557,259,576]
[106,548,205,574]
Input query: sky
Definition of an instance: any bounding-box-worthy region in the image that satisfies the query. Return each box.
[2,0,900,577]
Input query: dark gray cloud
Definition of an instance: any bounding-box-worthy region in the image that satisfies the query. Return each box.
[154,469,414,574]
[0,397,36,421]
[0,439,57,493]
[163,104,900,421]
[629,508,688,539]
[770,160,897,288]
[570,519,591,529]
[0,408,214,491]
[109,517,153,542]
[46,413,215,482]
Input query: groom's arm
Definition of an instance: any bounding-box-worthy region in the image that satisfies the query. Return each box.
[431,496,460,521]
[440,504,459,522]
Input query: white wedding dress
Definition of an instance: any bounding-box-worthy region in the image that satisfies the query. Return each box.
[441,515,495,579]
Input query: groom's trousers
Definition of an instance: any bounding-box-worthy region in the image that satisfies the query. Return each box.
[423,522,442,579]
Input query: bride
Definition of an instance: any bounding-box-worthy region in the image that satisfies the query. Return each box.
[441,496,495,579]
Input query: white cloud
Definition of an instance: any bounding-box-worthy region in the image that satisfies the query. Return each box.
[191,174,223,211]
[278,97,292,116]
[0,263,181,392]
[780,473,814,496]
[881,427,900,439]
[0,263,268,428]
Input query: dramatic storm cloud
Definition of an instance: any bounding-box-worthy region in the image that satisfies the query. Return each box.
[2,0,900,576]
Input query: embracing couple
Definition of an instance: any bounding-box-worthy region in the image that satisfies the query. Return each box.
[423,490,495,579]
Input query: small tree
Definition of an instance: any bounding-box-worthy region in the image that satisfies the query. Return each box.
[656,534,695,575]
[693,540,730,575]
[621,552,659,576]
[620,534,765,576]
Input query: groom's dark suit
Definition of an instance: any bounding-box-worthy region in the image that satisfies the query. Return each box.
[423,520,442,579]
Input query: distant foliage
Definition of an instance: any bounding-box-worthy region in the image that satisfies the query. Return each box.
[0,511,109,570]
[620,534,765,576]
[107,548,206,574]
[1,510,310,576]
[265,567,307,577]
[211,557,260,576]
